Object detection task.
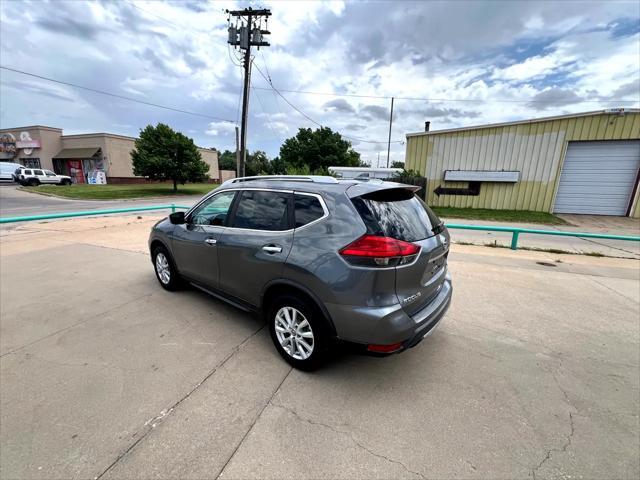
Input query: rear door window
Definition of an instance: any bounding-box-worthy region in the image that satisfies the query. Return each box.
[33,170,43,176]
[351,189,441,242]
[294,194,325,227]
[23,170,32,175]
[231,190,291,231]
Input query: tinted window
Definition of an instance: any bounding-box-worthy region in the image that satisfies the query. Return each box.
[45,170,56,176]
[294,194,325,227]
[232,190,290,231]
[33,170,43,176]
[190,191,236,226]
[23,170,32,175]
[351,189,441,242]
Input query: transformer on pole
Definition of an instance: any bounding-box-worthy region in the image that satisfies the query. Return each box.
[226,7,271,177]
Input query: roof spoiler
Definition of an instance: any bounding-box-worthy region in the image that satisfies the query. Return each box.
[345,181,421,199]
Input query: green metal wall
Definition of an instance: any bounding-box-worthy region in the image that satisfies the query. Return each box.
[405,112,640,216]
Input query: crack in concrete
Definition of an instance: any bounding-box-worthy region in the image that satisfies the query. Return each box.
[94,324,265,480]
[0,293,154,358]
[270,400,427,480]
[530,361,577,480]
[215,368,293,479]
[530,412,575,480]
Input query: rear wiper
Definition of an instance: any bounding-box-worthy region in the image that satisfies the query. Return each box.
[432,221,445,235]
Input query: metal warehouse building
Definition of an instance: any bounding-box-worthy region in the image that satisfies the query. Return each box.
[404,109,640,218]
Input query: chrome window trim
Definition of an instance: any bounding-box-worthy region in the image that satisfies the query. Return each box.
[185,187,330,234]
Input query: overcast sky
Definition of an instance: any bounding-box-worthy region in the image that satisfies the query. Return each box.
[1,0,639,165]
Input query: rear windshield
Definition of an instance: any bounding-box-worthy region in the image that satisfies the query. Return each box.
[351,189,442,242]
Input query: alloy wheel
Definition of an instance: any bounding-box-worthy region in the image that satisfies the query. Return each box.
[274,306,314,360]
[155,253,171,284]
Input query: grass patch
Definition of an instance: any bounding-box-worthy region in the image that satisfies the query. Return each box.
[433,207,567,225]
[22,183,217,200]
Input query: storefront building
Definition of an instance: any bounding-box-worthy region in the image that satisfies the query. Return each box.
[0,126,219,184]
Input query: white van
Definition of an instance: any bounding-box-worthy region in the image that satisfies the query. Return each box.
[0,162,24,183]
[329,166,403,180]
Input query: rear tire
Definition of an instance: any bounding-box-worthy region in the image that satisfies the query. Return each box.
[267,294,330,371]
[152,246,181,291]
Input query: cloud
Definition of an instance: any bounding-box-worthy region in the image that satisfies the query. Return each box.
[0,0,638,166]
[528,87,582,110]
[205,122,236,137]
[612,79,640,99]
[360,105,389,120]
[323,99,356,113]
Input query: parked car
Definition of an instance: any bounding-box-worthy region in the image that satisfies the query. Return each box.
[0,162,24,183]
[148,175,452,370]
[16,167,72,186]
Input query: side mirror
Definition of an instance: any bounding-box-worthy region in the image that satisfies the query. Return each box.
[169,211,185,225]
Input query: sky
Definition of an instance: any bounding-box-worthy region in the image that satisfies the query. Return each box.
[1,0,639,166]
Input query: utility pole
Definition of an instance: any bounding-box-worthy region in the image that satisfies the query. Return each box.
[386,96,394,168]
[227,7,271,177]
[235,125,240,177]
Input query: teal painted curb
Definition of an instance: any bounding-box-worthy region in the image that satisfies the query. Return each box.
[445,223,640,250]
[1,206,638,252]
[0,204,191,224]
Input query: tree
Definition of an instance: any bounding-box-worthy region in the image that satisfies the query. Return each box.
[132,123,208,191]
[391,161,405,169]
[245,150,272,176]
[279,127,363,174]
[218,149,236,171]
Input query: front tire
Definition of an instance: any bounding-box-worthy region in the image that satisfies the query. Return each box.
[268,294,330,371]
[152,246,181,291]
[60,179,72,185]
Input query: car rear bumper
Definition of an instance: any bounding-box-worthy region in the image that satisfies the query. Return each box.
[326,271,452,347]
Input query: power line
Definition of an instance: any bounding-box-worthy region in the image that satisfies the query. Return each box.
[251,76,285,144]
[126,1,210,34]
[251,86,637,104]
[0,66,236,123]
[252,63,403,144]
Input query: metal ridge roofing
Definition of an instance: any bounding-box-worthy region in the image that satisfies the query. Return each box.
[406,108,640,137]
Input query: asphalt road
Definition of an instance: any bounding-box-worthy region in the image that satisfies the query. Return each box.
[1,216,638,479]
[0,184,203,218]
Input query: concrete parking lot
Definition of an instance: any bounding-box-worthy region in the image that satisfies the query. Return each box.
[1,216,639,479]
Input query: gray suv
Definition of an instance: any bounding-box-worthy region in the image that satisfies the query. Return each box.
[149,176,452,370]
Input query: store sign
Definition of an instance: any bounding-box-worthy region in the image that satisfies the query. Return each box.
[0,133,17,159]
[16,132,39,155]
[16,140,40,149]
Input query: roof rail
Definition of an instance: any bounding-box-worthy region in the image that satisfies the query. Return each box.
[222,175,338,186]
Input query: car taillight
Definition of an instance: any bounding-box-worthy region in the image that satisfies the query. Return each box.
[339,235,420,267]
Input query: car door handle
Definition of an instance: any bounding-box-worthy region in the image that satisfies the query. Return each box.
[262,245,282,254]
[204,238,217,245]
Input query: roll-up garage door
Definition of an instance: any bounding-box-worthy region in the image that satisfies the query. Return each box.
[553,140,640,215]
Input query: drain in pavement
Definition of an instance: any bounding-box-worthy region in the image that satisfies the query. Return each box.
[536,261,557,267]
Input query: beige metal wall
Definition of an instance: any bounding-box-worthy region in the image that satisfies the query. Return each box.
[405,112,640,215]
